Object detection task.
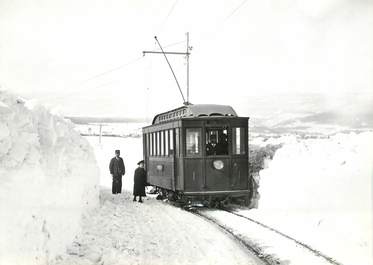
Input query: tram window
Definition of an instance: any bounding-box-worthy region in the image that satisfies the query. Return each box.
[154,132,157,156]
[149,133,152,156]
[175,128,180,156]
[186,128,201,155]
[156,132,159,156]
[146,134,149,156]
[169,129,174,155]
[165,130,169,156]
[149,133,153,156]
[206,128,228,156]
[233,127,246,155]
[160,131,164,156]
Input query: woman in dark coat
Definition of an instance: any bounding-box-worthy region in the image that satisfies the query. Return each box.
[133,160,147,203]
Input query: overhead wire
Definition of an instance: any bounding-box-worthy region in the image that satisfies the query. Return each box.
[158,0,179,33]
[78,56,144,85]
[224,0,249,21]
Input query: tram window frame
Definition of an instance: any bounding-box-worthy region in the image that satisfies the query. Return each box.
[149,133,151,156]
[156,131,159,156]
[175,128,180,156]
[185,128,202,156]
[153,132,156,156]
[169,129,174,155]
[165,130,169,156]
[146,133,149,156]
[152,132,156,156]
[160,131,164,156]
[232,127,246,155]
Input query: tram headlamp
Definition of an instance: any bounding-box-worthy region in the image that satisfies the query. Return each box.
[213,160,224,170]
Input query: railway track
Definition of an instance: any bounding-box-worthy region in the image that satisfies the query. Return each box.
[192,207,344,265]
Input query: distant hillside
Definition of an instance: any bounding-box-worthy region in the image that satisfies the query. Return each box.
[251,108,373,135]
[66,116,148,125]
[298,110,373,128]
[243,92,373,135]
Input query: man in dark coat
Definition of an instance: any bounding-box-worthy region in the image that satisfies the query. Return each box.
[133,160,146,203]
[109,150,125,194]
[206,134,218,155]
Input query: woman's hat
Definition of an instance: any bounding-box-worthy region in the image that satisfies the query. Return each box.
[137,160,144,165]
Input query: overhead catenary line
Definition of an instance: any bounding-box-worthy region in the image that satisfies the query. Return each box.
[224,0,248,21]
[79,56,143,85]
[158,0,179,33]
[77,40,184,88]
[163,40,186,49]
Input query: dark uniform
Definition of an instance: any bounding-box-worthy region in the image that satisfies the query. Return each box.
[206,142,217,155]
[133,161,147,202]
[109,157,125,194]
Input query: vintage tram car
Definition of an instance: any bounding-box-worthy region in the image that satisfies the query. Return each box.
[142,104,251,206]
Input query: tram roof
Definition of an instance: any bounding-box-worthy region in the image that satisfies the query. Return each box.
[152,104,238,124]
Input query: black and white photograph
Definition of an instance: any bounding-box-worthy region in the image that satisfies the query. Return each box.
[0,0,372,264]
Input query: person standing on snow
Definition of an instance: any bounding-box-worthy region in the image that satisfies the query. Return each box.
[133,160,147,203]
[109,150,125,194]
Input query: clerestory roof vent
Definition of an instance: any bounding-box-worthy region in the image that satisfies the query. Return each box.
[152,104,237,124]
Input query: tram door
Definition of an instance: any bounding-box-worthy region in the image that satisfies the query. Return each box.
[184,128,204,191]
[204,127,230,190]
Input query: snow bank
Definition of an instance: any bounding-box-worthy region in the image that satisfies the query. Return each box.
[255,132,373,265]
[0,91,100,265]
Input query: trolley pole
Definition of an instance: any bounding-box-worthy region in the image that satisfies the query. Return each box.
[143,33,192,105]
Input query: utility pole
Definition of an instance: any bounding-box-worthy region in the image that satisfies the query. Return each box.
[143,33,191,105]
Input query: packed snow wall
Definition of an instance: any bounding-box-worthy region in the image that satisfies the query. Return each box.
[0,91,100,265]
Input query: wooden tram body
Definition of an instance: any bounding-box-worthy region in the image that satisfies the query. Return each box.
[142,104,251,205]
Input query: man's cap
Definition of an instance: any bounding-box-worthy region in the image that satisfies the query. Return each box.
[137,160,144,165]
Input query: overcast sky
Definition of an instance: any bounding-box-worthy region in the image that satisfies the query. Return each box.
[1,0,372,118]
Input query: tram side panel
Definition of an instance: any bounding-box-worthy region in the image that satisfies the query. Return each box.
[148,157,175,190]
[184,157,204,191]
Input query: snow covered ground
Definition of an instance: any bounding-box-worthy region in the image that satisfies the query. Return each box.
[51,189,262,265]
[0,91,99,265]
[245,132,373,265]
